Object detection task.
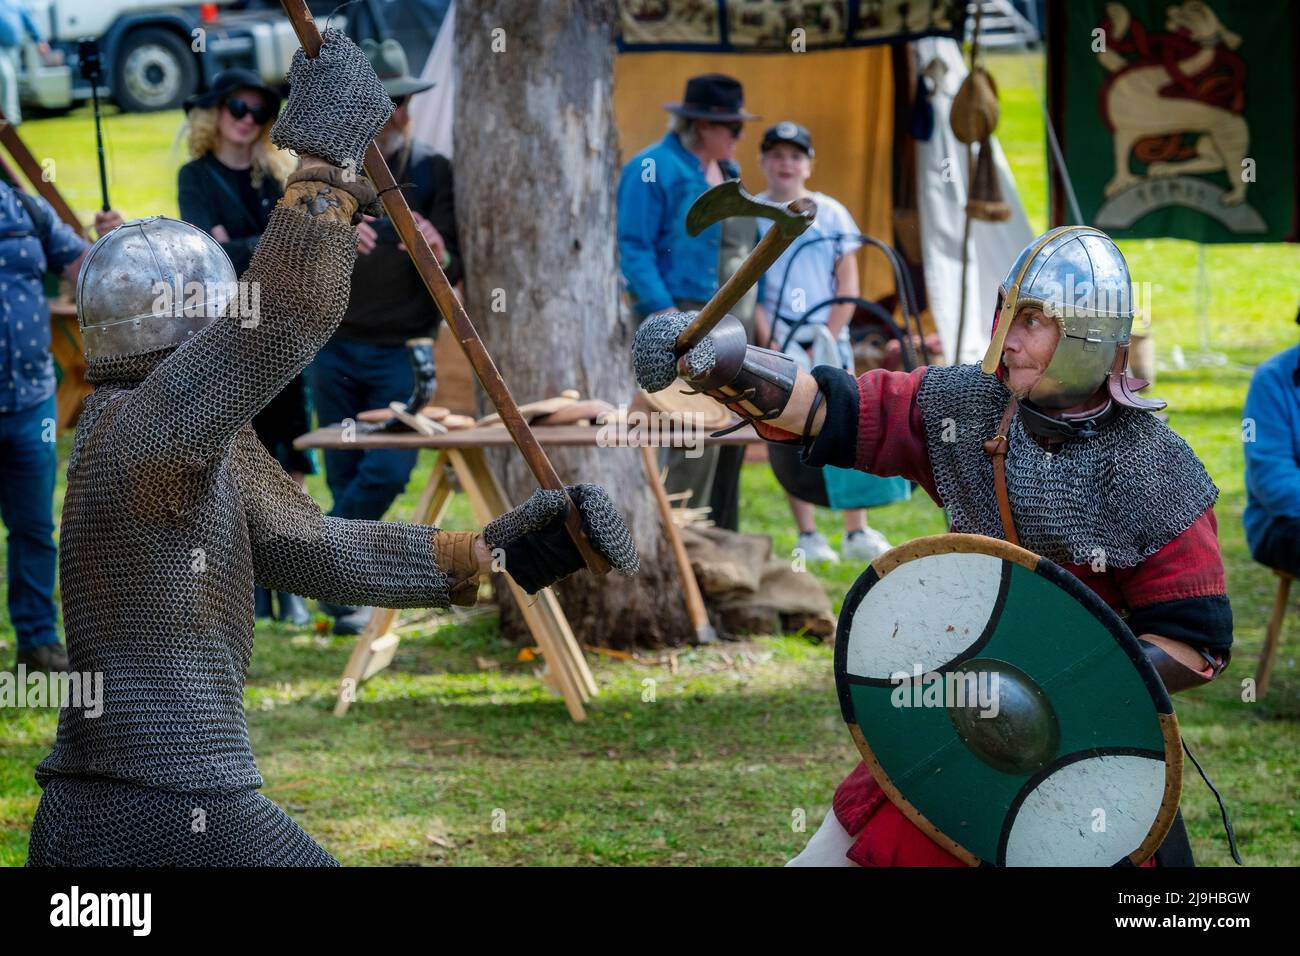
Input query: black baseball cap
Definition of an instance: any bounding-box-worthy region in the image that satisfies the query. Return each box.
[761,121,814,157]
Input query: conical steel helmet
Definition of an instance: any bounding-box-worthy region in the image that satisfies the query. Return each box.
[981,226,1157,411]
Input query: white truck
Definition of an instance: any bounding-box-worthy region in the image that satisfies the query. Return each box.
[17,0,443,114]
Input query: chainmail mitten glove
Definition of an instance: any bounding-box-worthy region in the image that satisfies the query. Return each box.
[482,484,640,595]
[631,310,716,392]
[272,28,394,170]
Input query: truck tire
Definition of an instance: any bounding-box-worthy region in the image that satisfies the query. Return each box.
[113,27,198,112]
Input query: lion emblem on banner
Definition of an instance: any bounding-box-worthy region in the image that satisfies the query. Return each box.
[1093,1,1265,232]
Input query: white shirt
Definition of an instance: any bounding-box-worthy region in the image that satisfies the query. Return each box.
[756,190,862,328]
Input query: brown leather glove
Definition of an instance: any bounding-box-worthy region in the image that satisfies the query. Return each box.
[282,161,380,226]
[432,530,483,607]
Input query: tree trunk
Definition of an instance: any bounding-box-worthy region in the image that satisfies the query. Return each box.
[454,0,691,648]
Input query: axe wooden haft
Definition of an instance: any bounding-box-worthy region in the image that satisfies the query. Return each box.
[675,180,816,354]
[276,0,608,574]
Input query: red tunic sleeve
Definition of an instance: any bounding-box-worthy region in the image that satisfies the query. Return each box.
[758,365,940,502]
[852,367,939,499]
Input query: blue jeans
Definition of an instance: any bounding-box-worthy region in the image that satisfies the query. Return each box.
[0,396,58,651]
[308,338,419,521]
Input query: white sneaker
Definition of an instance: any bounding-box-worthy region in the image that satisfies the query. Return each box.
[842,528,892,562]
[796,531,840,564]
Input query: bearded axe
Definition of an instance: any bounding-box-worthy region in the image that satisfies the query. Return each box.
[675,180,816,354]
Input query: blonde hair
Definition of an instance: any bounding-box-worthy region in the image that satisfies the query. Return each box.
[185,104,296,190]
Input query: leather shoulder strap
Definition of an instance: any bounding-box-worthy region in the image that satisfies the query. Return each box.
[981,398,1020,546]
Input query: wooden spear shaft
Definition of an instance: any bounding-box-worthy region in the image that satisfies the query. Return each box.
[278,0,608,574]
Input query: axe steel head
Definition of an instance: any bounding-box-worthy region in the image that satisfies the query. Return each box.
[686,180,816,239]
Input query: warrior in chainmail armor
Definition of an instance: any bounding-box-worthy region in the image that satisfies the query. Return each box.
[633,225,1232,867]
[27,31,637,867]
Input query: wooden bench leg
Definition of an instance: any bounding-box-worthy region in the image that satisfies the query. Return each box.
[334,451,456,716]
[449,448,594,721]
[640,443,716,644]
[1256,573,1292,698]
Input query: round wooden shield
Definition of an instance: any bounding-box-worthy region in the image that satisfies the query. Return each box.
[834,533,1182,867]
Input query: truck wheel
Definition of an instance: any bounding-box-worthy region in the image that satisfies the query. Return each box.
[113,28,197,112]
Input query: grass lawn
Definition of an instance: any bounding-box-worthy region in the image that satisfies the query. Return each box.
[1,53,1297,866]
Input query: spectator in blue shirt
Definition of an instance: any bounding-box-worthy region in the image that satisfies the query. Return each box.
[0,178,121,672]
[1243,314,1300,578]
[617,73,756,319]
[0,0,51,123]
[617,74,758,533]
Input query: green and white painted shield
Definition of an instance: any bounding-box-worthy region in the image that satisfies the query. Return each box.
[834,533,1181,867]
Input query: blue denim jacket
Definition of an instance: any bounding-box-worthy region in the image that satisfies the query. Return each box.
[616,133,723,318]
[1243,344,1300,554]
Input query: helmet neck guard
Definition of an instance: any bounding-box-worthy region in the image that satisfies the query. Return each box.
[1019,396,1121,442]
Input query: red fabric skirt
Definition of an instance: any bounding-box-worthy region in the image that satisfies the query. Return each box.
[832,762,1158,867]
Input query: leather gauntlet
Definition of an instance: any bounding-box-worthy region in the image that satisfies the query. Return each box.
[282,163,380,226]
[680,315,800,437]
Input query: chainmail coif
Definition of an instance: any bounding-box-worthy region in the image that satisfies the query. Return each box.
[916,363,1218,568]
[30,205,456,866]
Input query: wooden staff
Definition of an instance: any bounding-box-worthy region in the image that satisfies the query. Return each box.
[277,0,608,574]
[0,110,87,238]
[0,145,22,188]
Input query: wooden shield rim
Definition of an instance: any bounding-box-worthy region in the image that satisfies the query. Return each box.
[834,532,1183,867]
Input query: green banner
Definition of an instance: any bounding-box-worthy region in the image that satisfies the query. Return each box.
[1049,0,1299,242]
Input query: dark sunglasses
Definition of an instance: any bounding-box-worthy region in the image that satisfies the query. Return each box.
[224,98,273,124]
[706,120,743,137]
[390,94,409,109]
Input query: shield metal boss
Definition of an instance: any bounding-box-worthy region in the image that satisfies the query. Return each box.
[834,533,1182,867]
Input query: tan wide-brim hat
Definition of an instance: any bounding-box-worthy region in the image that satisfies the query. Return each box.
[362,38,434,98]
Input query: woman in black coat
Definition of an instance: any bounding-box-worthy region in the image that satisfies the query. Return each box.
[177,68,314,626]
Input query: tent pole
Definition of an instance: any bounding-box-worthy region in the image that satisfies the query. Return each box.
[953,4,984,364]
[954,144,975,363]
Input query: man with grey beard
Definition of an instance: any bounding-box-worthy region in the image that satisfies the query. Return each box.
[307,37,461,636]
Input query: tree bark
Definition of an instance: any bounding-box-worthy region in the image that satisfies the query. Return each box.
[454,0,691,648]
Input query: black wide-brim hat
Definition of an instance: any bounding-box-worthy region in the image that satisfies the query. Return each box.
[664,73,759,123]
[184,68,283,118]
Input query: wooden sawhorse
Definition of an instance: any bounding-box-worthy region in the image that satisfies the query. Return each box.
[332,446,597,720]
